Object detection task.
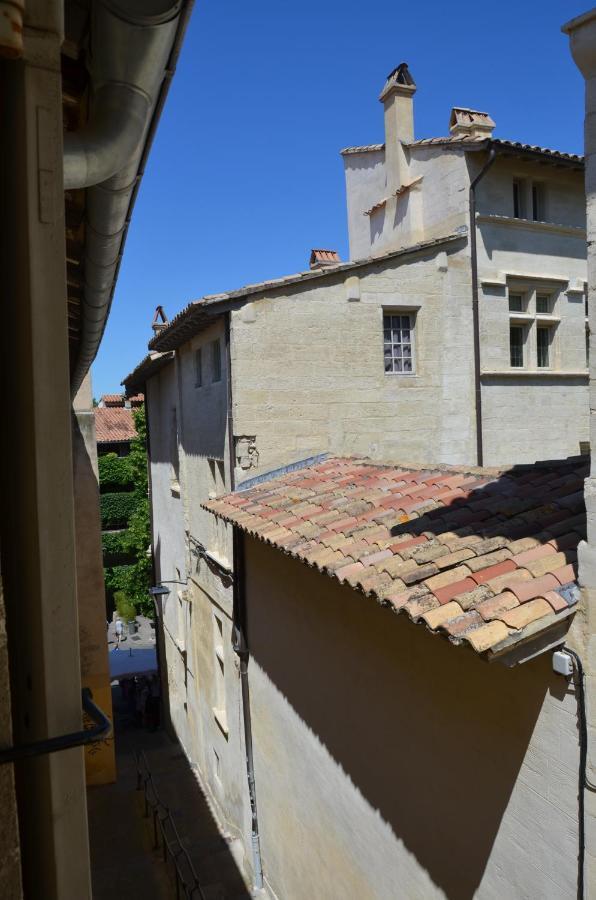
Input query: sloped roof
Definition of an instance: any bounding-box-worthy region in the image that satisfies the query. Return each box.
[146,232,465,354]
[204,456,585,662]
[340,137,583,167]
[94,407,137,444]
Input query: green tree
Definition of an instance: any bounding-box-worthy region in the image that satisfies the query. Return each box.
[101,404,153,617]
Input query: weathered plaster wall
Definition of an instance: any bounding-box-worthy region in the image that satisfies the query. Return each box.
[343,147,469,261]
[244,535,581,900]
[147,351,253,886]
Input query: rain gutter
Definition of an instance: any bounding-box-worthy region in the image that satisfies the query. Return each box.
[68,0,194,396]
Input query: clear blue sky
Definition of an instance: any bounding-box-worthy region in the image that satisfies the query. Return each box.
[92,0,586,397]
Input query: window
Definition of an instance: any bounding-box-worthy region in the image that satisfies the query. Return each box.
[211,339,221,382]
[508,293,523,313]
[536,294,550,315]
[213,614,227,734]
[536,326,551,368]
[383,313,414,374]
[532,183,545,221]
[510,326,524,367]
[194,348,202,387]
[170,407,180,487]
[513,179,525,219]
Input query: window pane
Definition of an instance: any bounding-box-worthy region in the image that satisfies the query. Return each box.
[536,294,549,314]
[510,326,524,367]
[383,312,414,374]
[508,294,523,312]
[537,328,550,368]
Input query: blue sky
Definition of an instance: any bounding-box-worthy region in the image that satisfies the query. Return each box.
[92,0,586,397]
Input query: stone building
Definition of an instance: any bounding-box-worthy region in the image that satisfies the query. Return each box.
[123,58,592,899]
[94,393,143,456]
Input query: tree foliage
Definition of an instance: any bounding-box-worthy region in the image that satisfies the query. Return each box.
[102,405,153,616]
[98,453,133,492]
[100,491,138,529]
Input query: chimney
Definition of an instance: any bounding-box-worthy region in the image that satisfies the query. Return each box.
[151,305,168,338]
[379,63,416,191]
[309,249,341,270]
[449,107,495,139]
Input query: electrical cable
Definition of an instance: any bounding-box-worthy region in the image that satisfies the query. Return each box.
[563,648,587,900]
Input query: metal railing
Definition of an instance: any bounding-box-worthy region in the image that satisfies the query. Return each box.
[134,748,206,899]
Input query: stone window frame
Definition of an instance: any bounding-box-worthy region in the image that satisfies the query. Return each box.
[507,283,560,371]
[382,308,417,376]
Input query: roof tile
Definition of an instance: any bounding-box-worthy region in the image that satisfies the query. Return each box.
[204,456,584,658]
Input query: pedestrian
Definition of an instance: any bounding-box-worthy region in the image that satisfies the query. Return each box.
[115,618,123,648]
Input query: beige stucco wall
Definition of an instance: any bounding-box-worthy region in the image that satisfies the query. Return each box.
[244,535,580,900]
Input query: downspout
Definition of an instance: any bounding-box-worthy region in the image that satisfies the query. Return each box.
[67,0,193,396]
[232,527,264,892]
[225,313,235,492]
[226,316,264,887]
[469,146,496,467]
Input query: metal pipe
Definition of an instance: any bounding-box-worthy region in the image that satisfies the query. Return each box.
[232,527,264,891]
[69,0,193,396]
[0,688,111,765]
[469,146,496,467]
[225,313,236,492]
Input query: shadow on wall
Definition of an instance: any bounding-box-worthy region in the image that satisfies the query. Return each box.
[247,540,567,898]
[244,459,585,897]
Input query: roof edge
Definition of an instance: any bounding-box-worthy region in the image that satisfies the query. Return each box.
[148,231,467,353]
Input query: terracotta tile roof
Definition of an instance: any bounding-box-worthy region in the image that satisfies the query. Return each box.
[310,249,341,268]
[204,457,586,660]
[94,407,137,444]
[340,137,583,167]
[100,393,144,408]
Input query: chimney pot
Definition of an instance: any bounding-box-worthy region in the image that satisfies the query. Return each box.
[449,107,495,139]
[151,304,169,337]
[309,249,341,270]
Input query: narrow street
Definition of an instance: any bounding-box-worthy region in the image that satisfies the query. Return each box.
[87,685,251,899]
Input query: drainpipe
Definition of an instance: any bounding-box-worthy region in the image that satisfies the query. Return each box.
[225,313,235,492]
[232,527,264,892]
[66,0,192,396]
[469,146,496,467]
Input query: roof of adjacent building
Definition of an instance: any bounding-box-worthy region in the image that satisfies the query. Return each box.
[122,351,176,393]
[100,393,144,407]
[142,232,465,356]
[94,407,138,444]
[340,136,583,167]
[204,456,586,662]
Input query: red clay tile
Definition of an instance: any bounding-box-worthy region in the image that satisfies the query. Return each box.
[433,577,477,606]
[470,559,517,585]
[551,563,577,585]
[512,544,556,566]
[542,590,569,613]
[508,573,559,603]
[476,591,520,621]
[388,535,427,553]
[441,610,484,638]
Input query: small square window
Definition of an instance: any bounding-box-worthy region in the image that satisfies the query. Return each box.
[383,312,415,374]
[508,293,523,313]
[211,339,222,382]
[510,326,524,368]
[536,294,550,315]
[194,348,202,387]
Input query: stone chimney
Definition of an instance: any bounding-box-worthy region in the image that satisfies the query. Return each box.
[449,107,495,139]
[151,305,168,338]
[379,63,416,191]
[309,249,341,270]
